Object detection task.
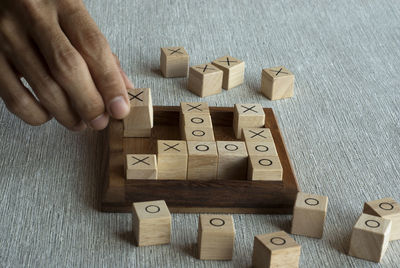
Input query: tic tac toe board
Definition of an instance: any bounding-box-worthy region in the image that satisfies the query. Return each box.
[102,106,300,214]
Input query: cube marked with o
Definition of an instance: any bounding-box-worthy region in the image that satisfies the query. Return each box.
[126,154,157,180]
[233,104,265,139]
[348,213,392,263]
[183,127,215,141]
[261,66,294,100]
[212,55,245,90]
[216,141,248,180]
[187,63,223,97]
[187,141,218,180]
[123,88,153,137]
[197,214,235,260]
[290,192,328,238]
[363,197,400,241]
[160,47,189,78]
[246,141,278,157]
[252,231,301,268]
[132,200,171,246]
[157,140,188,180]
[242,128,274,142]
[247,155,282,181]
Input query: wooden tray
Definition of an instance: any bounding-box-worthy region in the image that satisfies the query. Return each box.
[102,106,300,214]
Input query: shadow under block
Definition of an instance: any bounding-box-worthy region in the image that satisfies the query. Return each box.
[123,88,153,137]
[216,141,248,180]
[211,55,245,90]
[246,141,278,156]
[348,213,392,263]
[197,214,235,260]
[242,128,274,142]
[248,155,282,181]
[157,140,187,180]
[103,106,300,214]
[126,154,157,180]
[233,104,265,139]
[252,231,301,268]
[187,141,218,180]
[290,192,328,238]
[160,47,189,78]
[187,64,223,97]
[132,200,171,246]
[363,197,400,241]
[261,66,294,100]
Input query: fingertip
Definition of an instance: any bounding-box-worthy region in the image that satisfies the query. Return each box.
[108,96,130,119]
[89,113,109,130]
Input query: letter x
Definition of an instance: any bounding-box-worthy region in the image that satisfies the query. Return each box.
[196,65,216,72]
[168,48,183,55]
[128,91,143,101]
[241,105,257,113]
[131,156,150,166]
[187,104,202,111]
[249,130,267,138]
[270,68,288,76]
[218,57,237,66]
[163,143,180,152]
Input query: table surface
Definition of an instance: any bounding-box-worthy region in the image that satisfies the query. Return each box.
[1,0,399,267]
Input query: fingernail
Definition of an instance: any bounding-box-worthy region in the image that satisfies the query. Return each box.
[108,96,130,119]
[122,70,134,89]
[70,121,87,132]
[89,113,109,130]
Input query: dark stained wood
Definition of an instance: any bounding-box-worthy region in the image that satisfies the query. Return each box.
[101,106,300,214]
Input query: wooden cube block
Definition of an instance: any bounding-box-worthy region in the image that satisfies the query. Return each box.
[160,47,189,78]
[252,231,301,268]
[157,140,188,180]
[123,88,153,137]
[197,214,235,260]
[290,192,328,238]
[187,63,223,97]
[216,141,248,180]
[132,200,171,246]
[363,197,400,241]
[242,128,273,142]
[183,127,215,141]
[233,104,265,139]
[126,154,157,180]
[180,102,210,129]
[348,213,392,263]
[261,66,294,100]
[246,141,278,156]
[247,155,282,181]
[211,55,245,90]
[187,141,218,180]
[181,113,214,141]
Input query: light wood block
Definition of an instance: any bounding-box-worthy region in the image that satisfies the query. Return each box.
[123,88,153,137]
[160,47,189,78]
[126,154,157,180]
[132,200,171,246]
[211,55,245,90]
[252,231,301,268]
[181,113,214,140]
[363,197,400,241]
[197,214,235,260]
[180,102,210,115]
[157,140,188,180]
[348,213,392,263]
[242,128,273,142]
[290,192,328,238]
[233,104,265,139]
[216,141,248,180]
[183,127,215,141]
[187,63,223,97]
[187,141,218,180]
[261,66,294,100]
[246,141,278,156]
[247,155,282,181]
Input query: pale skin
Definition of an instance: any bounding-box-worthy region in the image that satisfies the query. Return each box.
[0,0,133,131]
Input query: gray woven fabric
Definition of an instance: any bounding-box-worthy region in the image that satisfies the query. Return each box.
[0,0,399,267]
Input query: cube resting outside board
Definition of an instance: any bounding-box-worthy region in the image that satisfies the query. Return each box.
[123,88,153,137]
[233,104,265,139]
[211,55,245,90]
[157,140,188,180]
[348,213,392,263]
[363,197,400,241]
[160,46,189,78]
[247,155,282,181]
[291,192,328,238]
[261,66,294,100]
[187,63,223,97]
[126,154,157,180]
[132,200,171,246]
[197,214,235,260]
[252,231,301,268]
[187,141,218,180]
[216,141,248,180]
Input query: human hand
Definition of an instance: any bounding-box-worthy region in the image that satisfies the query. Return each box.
[0,0,133,131]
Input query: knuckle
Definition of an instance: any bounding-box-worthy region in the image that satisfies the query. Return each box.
[77,97,105,120]
[20,0,46,21]
[98,69,122,91]
[51,45,81,76]
[80,30,108,58]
